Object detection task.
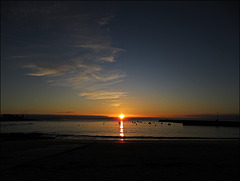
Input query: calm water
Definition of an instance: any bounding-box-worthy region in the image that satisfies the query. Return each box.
[1,119,239,139]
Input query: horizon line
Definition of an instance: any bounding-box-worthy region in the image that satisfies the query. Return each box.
[1,113,239,119]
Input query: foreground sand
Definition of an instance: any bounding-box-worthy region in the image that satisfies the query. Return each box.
[1,138,239,181]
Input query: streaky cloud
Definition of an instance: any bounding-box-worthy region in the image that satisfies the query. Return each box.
[111,103,120,107]
[91,71,126,81]
[18,3,128,104]
[98,80,124,87]
[79,91,127,100]
[24,64,71,76]
[98,56,115,62]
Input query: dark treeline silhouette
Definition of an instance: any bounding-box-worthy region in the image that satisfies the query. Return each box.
[0,114,25,121]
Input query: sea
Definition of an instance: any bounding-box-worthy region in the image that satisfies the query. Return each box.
[1,116,239,140]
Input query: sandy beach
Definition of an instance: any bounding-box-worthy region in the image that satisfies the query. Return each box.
[1,135,239,181]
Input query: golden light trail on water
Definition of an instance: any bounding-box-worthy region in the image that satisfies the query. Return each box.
[120,121,124,137]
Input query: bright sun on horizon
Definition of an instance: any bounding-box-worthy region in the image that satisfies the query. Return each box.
[119,114,125,119]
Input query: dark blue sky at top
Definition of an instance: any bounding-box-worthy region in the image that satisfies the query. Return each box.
[113,2,239,108]
[111,2,238,84]
[1,1,239,116]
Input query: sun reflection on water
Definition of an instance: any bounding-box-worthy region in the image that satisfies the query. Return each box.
[119,121,124,137]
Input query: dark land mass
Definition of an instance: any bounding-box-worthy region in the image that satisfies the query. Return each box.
[0,114,109,121]
[159,120,240,127]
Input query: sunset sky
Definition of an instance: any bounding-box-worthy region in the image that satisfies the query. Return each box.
[1,1,239,118]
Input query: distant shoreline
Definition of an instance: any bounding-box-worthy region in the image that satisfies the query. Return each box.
[0,114,110,121]
[1,116,239,127]
[159,119,240,127]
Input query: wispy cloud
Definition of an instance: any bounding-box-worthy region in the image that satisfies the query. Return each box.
[91,71,126,81]
[111,103,120,107]
[10,2,128,106]
[79,91,127,100]
[68,63,126,90]
[24,64,71,76]
[98,56,115,62]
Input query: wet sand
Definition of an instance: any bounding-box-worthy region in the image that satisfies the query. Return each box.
[1,137,239,181]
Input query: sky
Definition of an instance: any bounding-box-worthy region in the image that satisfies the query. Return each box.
[1,1,239,118]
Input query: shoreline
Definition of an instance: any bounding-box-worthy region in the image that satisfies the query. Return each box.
[1,132,239,142]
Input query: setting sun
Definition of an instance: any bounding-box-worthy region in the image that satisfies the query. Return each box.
[119,114,125,119]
